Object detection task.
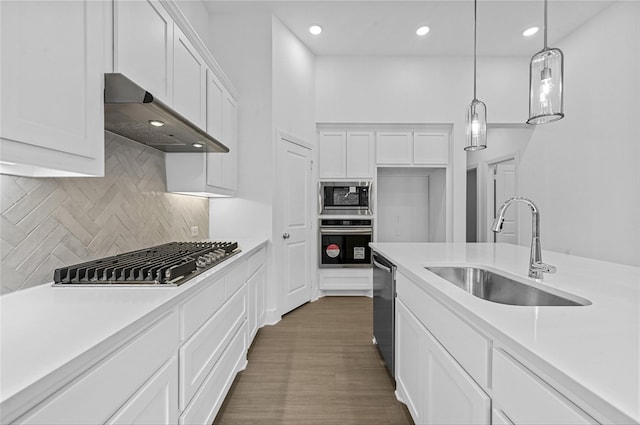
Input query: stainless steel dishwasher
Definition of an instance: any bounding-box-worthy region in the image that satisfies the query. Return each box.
[372,251,396,379]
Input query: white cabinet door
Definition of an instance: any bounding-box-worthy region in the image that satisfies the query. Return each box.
[492,408,515,425]
[107,357,179,425]
[256,266,266,329]
[247,270,258,346]
[206,69,224,142]
[0,0,105,177]
[173,26,206,129]
[206,93,237,194]
[319,132,347,178]
[114,0,173,104]
[413,132,448,165]
[423,327,491,425]
[376,132,412,165]
[346,132,375,178]
[397,298,490,425]
[20,312,179,425]
[395,299,426,423]
[493,349,596,425]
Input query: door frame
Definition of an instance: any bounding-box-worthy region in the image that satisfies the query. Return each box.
[485,156,518,243]
[274,130,315,317]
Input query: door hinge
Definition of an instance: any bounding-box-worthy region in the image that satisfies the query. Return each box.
[310,160,314,171]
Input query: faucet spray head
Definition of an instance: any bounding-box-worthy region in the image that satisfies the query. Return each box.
[491,218,504,233]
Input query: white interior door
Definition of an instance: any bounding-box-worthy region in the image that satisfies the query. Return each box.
[492,162,517,244]
[278,136,312,315]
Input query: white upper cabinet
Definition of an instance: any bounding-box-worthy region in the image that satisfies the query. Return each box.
[113,0,173,104]
[0,0,106,177]
[206,70,224,142]
[205,94,238,195]
[376,132,412,165]
[346,132,375,178]
[319,131,374,179]
[377,130,449,166]
[413,132,448,165]
[172,26,207,129]
[319,132,347,179]
[167,93,237,197]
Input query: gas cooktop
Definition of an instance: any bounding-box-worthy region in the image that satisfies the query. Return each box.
[53,241,240,287]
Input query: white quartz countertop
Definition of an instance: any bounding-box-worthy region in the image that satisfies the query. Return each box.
[370,242,639,424]
[0,239,267,416]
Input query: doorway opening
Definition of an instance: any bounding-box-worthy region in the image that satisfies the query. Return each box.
[487,158,517,244]
[466,168,478,243]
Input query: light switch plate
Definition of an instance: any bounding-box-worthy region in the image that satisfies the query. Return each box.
[190,226,199,237]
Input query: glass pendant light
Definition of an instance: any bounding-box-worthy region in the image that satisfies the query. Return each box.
[465,0,487,151]
[527,0,564,124]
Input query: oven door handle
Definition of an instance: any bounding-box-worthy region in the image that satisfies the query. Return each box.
[319,228,373,235]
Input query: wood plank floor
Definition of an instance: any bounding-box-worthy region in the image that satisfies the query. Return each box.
[213,296,414,425]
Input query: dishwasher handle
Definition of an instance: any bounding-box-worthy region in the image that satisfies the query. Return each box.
[372,258,392,274]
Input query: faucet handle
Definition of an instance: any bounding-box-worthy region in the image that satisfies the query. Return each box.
[531,262,557,274]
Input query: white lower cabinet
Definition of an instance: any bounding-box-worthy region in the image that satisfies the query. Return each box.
[19,311,179,425]
[395,299,490,425]
[106,356,179,425]
[492,349,597,425]
[394,268,600,425]
[246,247,267,346]
[179,287,246,411]
[179,323,247,425]
[492,408,515,425]
[318,268,373,293]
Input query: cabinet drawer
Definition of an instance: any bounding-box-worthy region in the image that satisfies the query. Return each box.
[247,247,266,279]
[225,260,247,299]
[106,356,178,425]
[20,311,179,424]
[180,275,225,341]
[493,349,596,424]
[396,272,490,387]
[179,287,246,411]
[180,323,247,425]
[319,269,372,290]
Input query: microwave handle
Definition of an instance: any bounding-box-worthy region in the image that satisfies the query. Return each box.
[318,182,323,215]
[369,181,374,214]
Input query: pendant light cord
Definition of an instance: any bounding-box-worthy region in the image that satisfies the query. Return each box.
[473,0,477,100]
[543,0,548,49]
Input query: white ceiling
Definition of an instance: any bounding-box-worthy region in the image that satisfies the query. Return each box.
[202,0,614,56]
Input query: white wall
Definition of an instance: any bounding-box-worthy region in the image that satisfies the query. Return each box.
[472,2,639,267]
[206,13,273,241]
[315,55,529,242]
[272,16,317,144]
[206,12,316,319]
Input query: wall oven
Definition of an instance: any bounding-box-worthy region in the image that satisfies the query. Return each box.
[319,219,373,268]
[319,182,372,216]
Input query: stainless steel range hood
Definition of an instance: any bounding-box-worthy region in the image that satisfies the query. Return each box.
[104,73,229,153]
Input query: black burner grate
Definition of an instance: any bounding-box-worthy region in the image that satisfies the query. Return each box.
[53,241,239,286]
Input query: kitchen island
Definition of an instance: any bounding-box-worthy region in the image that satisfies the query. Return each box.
[370,242,639,425]
[0,239,268,424]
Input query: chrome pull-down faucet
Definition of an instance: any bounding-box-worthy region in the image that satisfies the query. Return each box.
[491,197,557,279]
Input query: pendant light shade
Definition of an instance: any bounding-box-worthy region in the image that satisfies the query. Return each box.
[465,99,487,151]
[527,0,564,124]
[465,0,487,151]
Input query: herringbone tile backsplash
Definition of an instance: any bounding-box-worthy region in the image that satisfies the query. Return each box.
[0,133,209,294]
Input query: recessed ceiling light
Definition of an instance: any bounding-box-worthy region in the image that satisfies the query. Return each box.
[192,143,203,148]
[309,25,322,35]
[149,120,165,127]
[523,27,539,37]
[416,26,430,36]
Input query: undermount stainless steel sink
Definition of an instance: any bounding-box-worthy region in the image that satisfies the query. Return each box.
[426,266,591,307]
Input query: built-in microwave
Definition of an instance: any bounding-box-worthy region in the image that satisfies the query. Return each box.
[319,182,372,216]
